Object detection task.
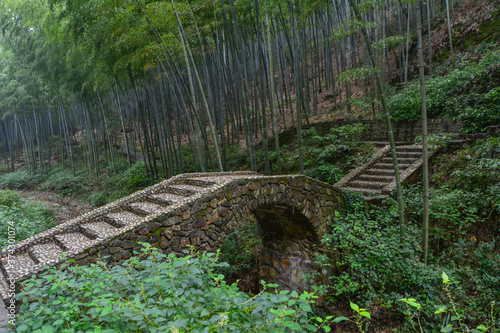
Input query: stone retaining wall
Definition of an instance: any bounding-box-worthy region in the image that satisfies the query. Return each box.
[263,118,463,148]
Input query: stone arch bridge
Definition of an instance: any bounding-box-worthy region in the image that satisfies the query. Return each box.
[0,172,342,302]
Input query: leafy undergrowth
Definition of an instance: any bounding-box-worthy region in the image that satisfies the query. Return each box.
[0,190,56,248]
[311,136,500,332]
[12,245,333,333]
[388,45,500,132]
[274,124,375,185]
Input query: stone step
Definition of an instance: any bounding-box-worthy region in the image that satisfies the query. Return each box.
[396,151,422,158]
[148,193,187,205]
[380,157,416,164]
[347,180,386,190]
[357,174,394,182]
[394,145,423,153]
[105,211,141,227]
[371,162,411,170]
[30,242,65,266]
[54,232,95,253]
[128,202,166,216]
[364,168,395,176]
[343,187,383,195]
[165,185,203,196]
[1,252,37,280]
[360,141,406,147]
[183,178,216,188]
[82,220,120,238]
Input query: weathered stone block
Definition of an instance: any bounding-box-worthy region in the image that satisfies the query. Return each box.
[120,250,132,260]
[76,259,89,266]
[148,222,162,232]
[138,228,149,235]
[181,237,190,248]
[109,247,121,254]
[164,229,173,240]
[122,241,134,249]
[147,234,159,243]
[159,236,168,249]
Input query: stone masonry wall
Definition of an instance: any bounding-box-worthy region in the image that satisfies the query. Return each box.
[70,176,341,291]
[264,118,463,148]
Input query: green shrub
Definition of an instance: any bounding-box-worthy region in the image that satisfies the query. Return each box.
[317,206,442,308]
[388,49,500,131]
[0,192,56,248]
[40,169,87,196]
[0,189,23,207]
[305,164,344,185]
[13,245,333,332]
[0,170,44,189]
[305,124,366,163]
[106,162,157,202]
[89,191,109,207]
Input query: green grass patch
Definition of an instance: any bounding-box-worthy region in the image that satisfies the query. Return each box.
[0,190,56,248]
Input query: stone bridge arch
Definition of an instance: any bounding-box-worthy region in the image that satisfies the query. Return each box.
[0,172,342,302]
[166,175,340,290]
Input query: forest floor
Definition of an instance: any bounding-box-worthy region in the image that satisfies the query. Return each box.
[16,190,91,225]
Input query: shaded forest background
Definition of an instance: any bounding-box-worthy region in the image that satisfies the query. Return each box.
[1,0,499,189]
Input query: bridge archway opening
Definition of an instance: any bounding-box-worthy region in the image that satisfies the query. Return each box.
[253,203,321,291]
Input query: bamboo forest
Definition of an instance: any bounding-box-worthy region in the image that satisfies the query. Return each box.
[0,0,499,331]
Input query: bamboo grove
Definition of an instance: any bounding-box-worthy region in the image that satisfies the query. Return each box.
[0,0,461,179]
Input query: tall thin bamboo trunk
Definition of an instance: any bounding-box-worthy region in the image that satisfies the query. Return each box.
[416,0,430,264]
[348,0,406,245]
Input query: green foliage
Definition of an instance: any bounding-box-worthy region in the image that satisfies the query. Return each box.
[388,48,500,132]
[333,302,371,333]
[273,124,371,178]
[302,124,366,164]
[414,133,455,149]
[105,162,158,203]
[305,164,344,185]
[0,170,44,189]
[218,218,262,276]
[0,189,23,207]
[320,136,500,331]
[0,190,56,248]
[13,245,332,332]
[398,273,498,333]
[89,191,109,207]
[338,67,378,84]
[40,169,88,196]
[318,205,442,306]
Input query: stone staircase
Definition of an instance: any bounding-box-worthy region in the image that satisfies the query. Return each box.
[0,171,262,302]
[335,144,435,200]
